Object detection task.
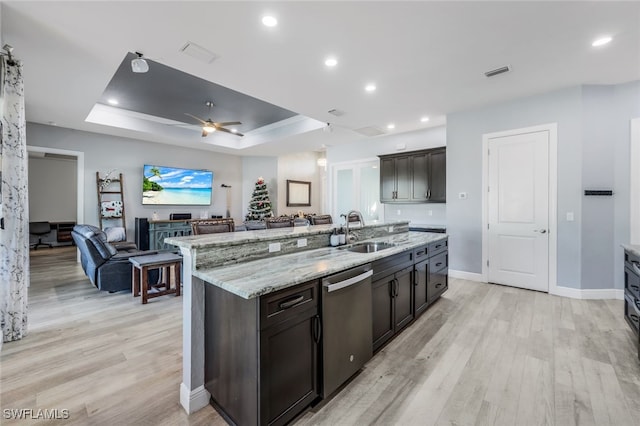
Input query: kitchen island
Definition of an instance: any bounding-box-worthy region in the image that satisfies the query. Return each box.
[166,222,448,424]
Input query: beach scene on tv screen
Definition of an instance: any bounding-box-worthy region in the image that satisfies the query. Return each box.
[142,165,213,205]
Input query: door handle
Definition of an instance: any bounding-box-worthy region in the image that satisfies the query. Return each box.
[312,315,322,344]
[279,295,304,309]
[533,229,547,234]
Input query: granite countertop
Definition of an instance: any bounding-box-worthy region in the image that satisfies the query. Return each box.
[622,244,640,258]
[166,220,410,249]
[194,231,447,299]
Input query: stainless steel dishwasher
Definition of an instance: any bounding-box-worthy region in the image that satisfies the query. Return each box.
[321,263,373,397]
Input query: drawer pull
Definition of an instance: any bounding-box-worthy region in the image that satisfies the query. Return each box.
[635,299,640,311]
[630,314,639,322]
[631,285,639,291]
[632,262,640,276]
[417,250,426,256]
[436,262,443,267]
[435,283,443,289]
[279,295,305,309]
[435,244,442,249]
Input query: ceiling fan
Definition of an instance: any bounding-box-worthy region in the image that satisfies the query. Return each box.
[185,101,243,137]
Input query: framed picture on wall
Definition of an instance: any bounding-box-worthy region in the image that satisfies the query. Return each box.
[286,180,311,207]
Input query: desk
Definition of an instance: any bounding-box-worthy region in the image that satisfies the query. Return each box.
[130,253,182,304]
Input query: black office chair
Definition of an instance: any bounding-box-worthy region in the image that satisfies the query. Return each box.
[29,221,53,250]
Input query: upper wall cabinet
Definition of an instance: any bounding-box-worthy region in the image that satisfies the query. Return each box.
[379,148,446,204]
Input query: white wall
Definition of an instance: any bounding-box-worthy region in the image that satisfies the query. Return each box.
[277,151,323,216]
[28,156,77,222]
[26,123,243,239]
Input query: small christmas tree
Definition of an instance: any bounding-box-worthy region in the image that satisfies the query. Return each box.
[246,176,274,221]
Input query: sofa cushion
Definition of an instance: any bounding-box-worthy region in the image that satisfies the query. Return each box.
[73,224,102,239]
[88,235,117,259]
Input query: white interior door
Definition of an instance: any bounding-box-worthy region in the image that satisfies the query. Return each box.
[331,160,382,224]
[487,130,549,292]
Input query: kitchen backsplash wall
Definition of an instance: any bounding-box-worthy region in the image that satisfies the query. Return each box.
[384,203,446,226]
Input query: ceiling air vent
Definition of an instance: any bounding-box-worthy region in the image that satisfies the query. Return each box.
[353,126,386,137]
[179,41,218,64]
[328,109,344,117]
[484,65,511,78]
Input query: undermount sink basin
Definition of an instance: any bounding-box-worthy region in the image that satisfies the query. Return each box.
[339,241,396,253]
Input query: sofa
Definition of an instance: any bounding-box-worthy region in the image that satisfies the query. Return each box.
[71,224,158,293]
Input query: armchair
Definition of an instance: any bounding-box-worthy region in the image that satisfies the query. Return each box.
[71,224,158,293]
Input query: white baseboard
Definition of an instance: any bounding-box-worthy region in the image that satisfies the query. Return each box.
[448,271,623,300]
[448,270,484,282]
[180,383,210,414]
[551,286,624,300]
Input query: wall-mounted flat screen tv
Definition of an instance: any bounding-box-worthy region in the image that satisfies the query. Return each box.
[142,164,213,206]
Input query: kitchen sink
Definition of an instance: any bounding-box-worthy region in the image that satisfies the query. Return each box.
[339,241,396,253]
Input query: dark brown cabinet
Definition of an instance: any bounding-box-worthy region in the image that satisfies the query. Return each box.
[380,155,412,202]
[379,147,446,203]
[371,252,414,351]
[204,279,320,426]
[414,259,429,317]
[414,239,449,318]
[260,311,320,426]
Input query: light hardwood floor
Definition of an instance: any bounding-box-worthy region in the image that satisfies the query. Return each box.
[2,247,640,425]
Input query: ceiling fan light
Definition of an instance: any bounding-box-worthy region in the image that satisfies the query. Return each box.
[203,125,216,133]
[131,57,149,73]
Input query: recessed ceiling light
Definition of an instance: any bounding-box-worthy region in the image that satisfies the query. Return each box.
[420,116,430,123]
[387,123,395,130]
[592,36,612,47]
[325,57,338,67]
[365,83,376,92]
[107,98,119,105]
[262,16,278,27]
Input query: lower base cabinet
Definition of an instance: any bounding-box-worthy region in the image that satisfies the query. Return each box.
[372,252,415,352]
[204,278,320,426]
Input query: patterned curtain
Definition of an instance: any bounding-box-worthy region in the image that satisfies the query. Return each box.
[0,54,29,345]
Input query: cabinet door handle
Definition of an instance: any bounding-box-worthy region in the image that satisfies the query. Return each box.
[395,279,400,297]
[630,314,639,322]
[435,283,443,289]
[632,262,640,277]
[279,295,305,309]
[635,299,640,311]
[312,315,322,344]
[427,189,431,199]
[414,274,419,286]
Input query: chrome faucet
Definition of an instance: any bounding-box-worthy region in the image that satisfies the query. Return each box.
[341,210,365,244]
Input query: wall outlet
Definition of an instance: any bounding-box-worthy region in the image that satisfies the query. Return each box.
[396,209,401,215]
[458,192,468,199]
[297,238,307,248]
[388,226,394,232]
[268,243,281,253]
[566,212,574,222]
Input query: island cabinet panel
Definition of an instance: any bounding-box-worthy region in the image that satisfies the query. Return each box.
[371,252,415,352]
[414,259,429,317]
[204,279,320,426]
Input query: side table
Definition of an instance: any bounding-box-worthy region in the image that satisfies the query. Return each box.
[130,252,182,304]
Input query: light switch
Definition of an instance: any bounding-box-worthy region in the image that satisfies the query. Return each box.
[297,238,307,248]
[566,212,574,222]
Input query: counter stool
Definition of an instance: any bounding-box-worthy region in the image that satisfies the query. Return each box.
[130,253,182,304]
